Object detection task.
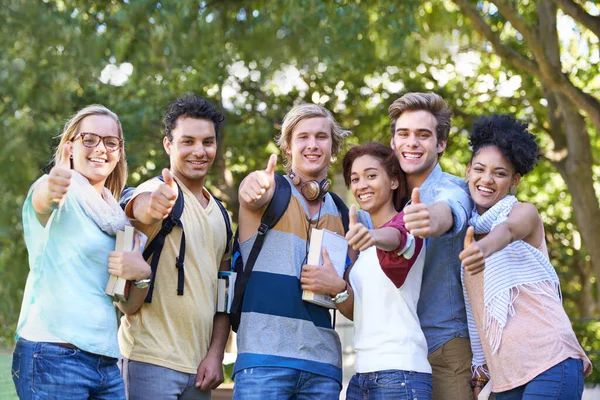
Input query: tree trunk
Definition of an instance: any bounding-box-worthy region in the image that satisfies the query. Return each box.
[537,1,600,314]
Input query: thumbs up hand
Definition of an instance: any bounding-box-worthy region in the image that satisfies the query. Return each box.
[459,226,485,275]
[148,168,179,221]
[46,143,73,209]
[403,187,433,238]
[108,231,152,281]
[239,154,277,206]
[345,204,377,251]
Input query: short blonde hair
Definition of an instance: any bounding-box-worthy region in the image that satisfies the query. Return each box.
[276,103,349,170]
[53,105,127,199]
[388,92,452,145]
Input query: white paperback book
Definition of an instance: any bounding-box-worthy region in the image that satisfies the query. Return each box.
[302,228,348,309]
[478,380,493,400]
[111,226,135,302]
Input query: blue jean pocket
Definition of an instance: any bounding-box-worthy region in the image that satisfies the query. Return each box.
[375,370,405,388]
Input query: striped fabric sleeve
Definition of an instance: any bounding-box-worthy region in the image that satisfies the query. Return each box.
[376,212,424,288]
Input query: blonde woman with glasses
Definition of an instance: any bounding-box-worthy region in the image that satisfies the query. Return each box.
[11,105,151,400]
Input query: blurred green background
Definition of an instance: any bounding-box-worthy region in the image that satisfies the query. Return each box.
[1,0,599,396]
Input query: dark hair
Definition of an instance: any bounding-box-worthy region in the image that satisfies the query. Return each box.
[163,94,225,141]
[469,114,539,176]
[342,142,408,211]
[388,92,452,147]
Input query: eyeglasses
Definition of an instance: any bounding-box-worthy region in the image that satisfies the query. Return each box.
[73,132,123,152]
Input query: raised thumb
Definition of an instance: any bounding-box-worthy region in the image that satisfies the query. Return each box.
[411,187,421,204]
[464,226,475,249]
[265,154,277,176]
[349,204,359,227]
[59,143,72,168]
[162,168,176,188]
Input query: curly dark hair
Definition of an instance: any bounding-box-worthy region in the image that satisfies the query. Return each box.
[469,114,539,176]
[163,94,225,141]
[342,142,408,211]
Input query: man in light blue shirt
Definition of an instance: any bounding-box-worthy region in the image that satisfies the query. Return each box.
[386,92,473,400]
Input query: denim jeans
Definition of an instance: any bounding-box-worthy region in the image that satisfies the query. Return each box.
[495,358,584,400]
[120,358,210,400]
[232,366,341,400]
[12,338,125,400]
[346,369,432,400]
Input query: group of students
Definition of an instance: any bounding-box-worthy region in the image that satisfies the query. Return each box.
[11,91,591,400]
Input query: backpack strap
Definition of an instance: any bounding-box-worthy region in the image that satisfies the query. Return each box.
[329,191,349,233]
[230,173,291,330]
[142,176,185,302]
[213,196,233,255]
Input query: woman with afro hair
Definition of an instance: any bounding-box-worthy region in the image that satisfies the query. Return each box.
[459,114,591,399]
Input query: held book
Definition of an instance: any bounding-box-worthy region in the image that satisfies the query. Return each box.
[478,380,492,400]
[216,271,237,313]
[302,228,348,309]
[104,226,135,302]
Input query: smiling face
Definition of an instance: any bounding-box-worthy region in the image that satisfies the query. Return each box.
[350,155,398,216]
[287,117,333,181]
[467,145,521,214]
[164,117,216,189]
[391,109,446,187]
[71,115,121,192]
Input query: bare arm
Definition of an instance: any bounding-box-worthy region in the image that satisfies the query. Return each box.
[32,144,73,226]
[426,201,454,237]
[195,260,232,390]
[460,203,541,274]
[129,169,178,226]
[335,259,356,321]
[110,234,152,315]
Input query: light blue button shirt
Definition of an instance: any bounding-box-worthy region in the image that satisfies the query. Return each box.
[16,179,120,358]
[416,164,472,353]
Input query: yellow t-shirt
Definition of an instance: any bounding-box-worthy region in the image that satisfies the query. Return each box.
[118,177,231,373]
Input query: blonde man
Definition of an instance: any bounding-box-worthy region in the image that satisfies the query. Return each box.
[233,104,350,400]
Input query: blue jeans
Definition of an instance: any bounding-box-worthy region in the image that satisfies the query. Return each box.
[346,369,432,400]
[120,358,210,400]
[12,338,124,400]
[495,358,584,400]
[232,366,341,400]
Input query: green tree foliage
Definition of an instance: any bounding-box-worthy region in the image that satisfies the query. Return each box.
[1,0,599,380]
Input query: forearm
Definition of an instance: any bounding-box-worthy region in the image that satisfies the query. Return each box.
[373,227,402,252]
[478,223,514,259]
[335,284,354,321]
[206,313,230,359]
[116,286,149,315]
[130,193,160,225]
[428,202,454,237]
[31,180,54,215]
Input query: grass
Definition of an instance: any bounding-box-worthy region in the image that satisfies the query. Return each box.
[0,353,17,400]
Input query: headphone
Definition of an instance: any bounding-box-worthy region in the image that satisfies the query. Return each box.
[289,171,330,202]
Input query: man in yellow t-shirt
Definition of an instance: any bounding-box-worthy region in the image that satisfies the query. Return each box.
[117,94,231,400]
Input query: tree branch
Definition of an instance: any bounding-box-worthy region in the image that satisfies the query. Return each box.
[552,0,600,39]
[452,0,540,76]
[453,0,600,134]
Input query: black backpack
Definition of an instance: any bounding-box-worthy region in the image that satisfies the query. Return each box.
[120,175,233,303]
[229,173,349,332]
